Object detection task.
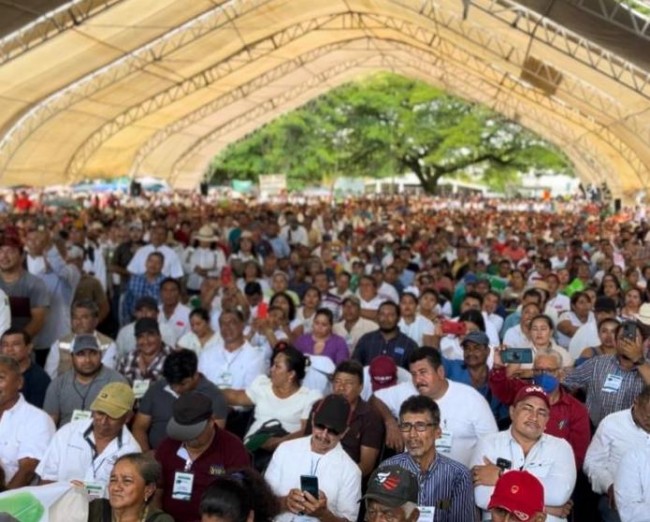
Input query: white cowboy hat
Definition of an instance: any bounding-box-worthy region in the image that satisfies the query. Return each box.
[194,225,216,242]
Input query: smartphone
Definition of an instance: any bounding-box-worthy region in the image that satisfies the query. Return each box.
[300,475,319,500]
[496,458,512,471]
[441,320,467,337]
[501,348,533,364]
[622,321,637,341]
[257,301,268,319]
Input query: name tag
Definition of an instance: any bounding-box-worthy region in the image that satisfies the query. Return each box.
[133,379,151,399]
[72,409,92,422]
[218,372,233,387]
[436,431,453,453]
[417,506,435,522]
[84,481,105,500]
[172,471,194,501]
[602,373,623,393]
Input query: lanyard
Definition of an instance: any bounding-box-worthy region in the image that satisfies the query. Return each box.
[73,375,99,410]
[83,424,123,479]
[310,454,322,476]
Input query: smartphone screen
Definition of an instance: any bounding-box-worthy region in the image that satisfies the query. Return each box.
[300,475,319,499]
[501,348,533,364]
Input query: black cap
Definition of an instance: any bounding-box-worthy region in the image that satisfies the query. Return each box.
[134,317,160,337]
[362,466,419,507]
[594,296,617,313]
[135,296,159,311]
[72,334,101,354]
[166,392,213,441]
[313,394,350,435]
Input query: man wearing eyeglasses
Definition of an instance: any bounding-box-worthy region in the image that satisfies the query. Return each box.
[470,386,576,522]
[361,465,420,522]
[380,395,478,522]
[265,394,362,522]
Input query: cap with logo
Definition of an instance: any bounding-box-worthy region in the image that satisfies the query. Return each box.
[513,385,550,410]
[167,392,213,441]
[487,470,544,521]
[90,382,135,419]
[72,334,101,354]
[313,394,351,435]
[362,465,418,508]
[369,356,398,392]
[134,317,160,337]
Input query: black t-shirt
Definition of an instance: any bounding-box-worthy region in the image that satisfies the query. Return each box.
[23,362,51,409]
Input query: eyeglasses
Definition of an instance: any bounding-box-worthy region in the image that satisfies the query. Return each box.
[398,422,434,433]
[314,423,341,436]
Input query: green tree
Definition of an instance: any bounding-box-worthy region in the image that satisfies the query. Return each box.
[209,73,573,192]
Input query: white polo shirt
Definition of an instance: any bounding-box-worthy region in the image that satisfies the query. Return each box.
[471,430,576,522]
[198,340,265,390]
[0,394,55,482]
[398,314,434,346]
[36,419,140,487]
[615,448,650,522]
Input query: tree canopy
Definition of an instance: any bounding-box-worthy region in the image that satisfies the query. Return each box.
[208,72,574,193]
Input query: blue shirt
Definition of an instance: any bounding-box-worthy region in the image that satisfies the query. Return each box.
[381,452,478,522]
[443,359,509,425]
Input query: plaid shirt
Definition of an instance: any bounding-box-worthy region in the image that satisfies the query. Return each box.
[122,274,164,324]
[117,344,174,384]
[563,354,646,426]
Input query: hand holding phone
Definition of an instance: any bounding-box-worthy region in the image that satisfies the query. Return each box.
[300,475,319,500]
[501,348,533,364]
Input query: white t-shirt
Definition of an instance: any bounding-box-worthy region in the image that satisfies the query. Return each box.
[0,395,55,482]
[398,315,434,346]
[158,303,191,345]
[244,375,322,440]
[127,244,184,278]
[374,380,498,466]
[568,321,600,359]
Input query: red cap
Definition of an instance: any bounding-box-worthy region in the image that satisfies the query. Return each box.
[513,385,550,410]
[488,471,544,520]
[0,228,22,250]
[369,356,397,391]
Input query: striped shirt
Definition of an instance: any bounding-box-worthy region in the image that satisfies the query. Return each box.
[381,452,478,522]
[563,354,646,426]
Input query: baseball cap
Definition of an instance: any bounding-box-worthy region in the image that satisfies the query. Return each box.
[135,317,160,337]
[369,356,398,391]
[313,394,350,435]
[72,334,101,354]
[594,296,617,314]
[90,382,135,419]
[513,385,550,410]
[487,470,544,520]
[461,331,489,347]
[167,392,213,441]
[362,465,418,508]
[464,273,478,285]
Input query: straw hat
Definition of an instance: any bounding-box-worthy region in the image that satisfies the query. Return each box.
[194,225,216,242]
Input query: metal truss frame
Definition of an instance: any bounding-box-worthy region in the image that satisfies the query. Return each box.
[0,0,123,66]
[568,0,650,39]
[473,0,650,96]
[167,46,619,192]
[0,0,647,187]
[68,7,647,185]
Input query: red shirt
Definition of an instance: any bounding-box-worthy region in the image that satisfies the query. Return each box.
[489,367,591,468]
[155,427,250,522]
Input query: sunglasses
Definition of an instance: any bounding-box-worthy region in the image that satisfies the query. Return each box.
[314,423,341,436]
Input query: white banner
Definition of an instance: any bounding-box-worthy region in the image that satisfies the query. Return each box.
[0,482,88,522]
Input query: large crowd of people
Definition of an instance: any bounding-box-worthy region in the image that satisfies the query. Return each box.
[0,189,648,522]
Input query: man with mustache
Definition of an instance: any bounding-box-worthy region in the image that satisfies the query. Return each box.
[469,386,576,522]
[265,394,362,522]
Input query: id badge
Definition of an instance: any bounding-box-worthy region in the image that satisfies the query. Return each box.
[219,372,233,387]
[71,409,92,422]
[436,431,453,453]
[417,506,435,522]
[172,471,194,501]
[84,481,105,500]
[602,373,623,393]
[133,379,151,399]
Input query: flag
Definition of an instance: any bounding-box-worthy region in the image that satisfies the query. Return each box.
[0,482,88,522]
